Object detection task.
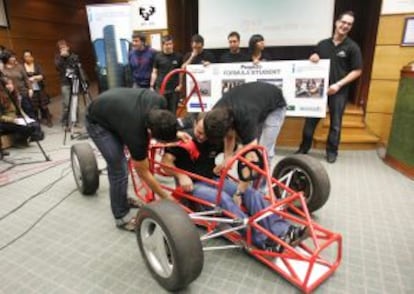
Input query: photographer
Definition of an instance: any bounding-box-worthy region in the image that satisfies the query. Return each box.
[55,39,87,127]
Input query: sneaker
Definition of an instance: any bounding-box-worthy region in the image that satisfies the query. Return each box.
[326,153,337,163]
[266,225,310,253]
[115,214,138,231]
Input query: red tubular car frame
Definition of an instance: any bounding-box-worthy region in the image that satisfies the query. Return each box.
[128,140,342,293]
[71,69,341,293]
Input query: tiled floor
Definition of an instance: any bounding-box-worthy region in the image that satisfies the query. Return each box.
[1,120,414,293]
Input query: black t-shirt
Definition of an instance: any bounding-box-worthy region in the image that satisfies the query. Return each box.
[219,51,249,63]
[153,52,183,92]
[213,82,286,144]
[183,50,216,65]
[166,131,223,179]
[249,51,272,62]
[87,87,166,160]
[315,37,362,88]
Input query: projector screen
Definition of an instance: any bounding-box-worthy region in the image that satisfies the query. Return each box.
[198,0,335,48]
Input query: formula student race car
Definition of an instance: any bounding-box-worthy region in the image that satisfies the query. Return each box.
[70,69,341,293]
[70,141,341,293]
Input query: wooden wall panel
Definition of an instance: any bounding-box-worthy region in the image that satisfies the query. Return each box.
[276,117,305,147]
[365,113,393,144]
[371,45,414,80]
[0,0,97,97]
[376,15,407,45]
[366,80,399,113]
[367,13,414,146]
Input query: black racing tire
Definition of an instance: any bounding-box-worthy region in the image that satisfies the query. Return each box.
[136,200,204,291]
[272,154,330,212]
[70,143,99,195]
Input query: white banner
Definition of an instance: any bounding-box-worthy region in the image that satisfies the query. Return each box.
[130,0,168,31]
[186,60,330,117]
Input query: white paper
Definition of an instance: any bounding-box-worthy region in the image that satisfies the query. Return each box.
[14,117,35,126]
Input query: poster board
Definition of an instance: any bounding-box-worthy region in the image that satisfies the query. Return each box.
[186,60,330,118]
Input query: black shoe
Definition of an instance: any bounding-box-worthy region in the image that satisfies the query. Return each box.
[326,153,337,163]
[294,148,308,155]
[0,150,10,159]
[265,225,310,253]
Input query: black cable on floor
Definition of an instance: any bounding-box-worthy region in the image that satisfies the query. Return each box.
[0,165,72,221]
[0,159,69,187]
[0,188,77,251]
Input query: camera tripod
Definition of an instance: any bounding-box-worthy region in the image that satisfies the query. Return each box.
[63,66,93,145]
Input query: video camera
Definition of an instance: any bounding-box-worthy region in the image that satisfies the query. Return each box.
[65,55,88,91]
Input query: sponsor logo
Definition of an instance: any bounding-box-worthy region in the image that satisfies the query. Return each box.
[336,50,347,58]
[299,106,321,112]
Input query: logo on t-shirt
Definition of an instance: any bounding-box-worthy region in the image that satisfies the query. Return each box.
[337,50,347,58]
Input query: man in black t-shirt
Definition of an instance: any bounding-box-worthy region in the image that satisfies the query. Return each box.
[150,35,183,114]
[162,113,308,252]
[182,34,215,67]
[203,81,286,163]
[86,87,184,231]
[219,31,249,63]
[202,81,287,193]
[296,11,363,163]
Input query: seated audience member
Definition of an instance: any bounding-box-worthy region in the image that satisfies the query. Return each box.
[0,77,44,146]
[23,50,53,127]
[1,50,35,119]
[219,31,249,63]
[248,34,272,64]
[162,112,308,252]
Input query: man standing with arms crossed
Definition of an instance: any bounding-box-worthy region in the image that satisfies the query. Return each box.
[296,11,362,163]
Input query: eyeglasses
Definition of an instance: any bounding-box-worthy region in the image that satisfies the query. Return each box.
[339,20,353,26]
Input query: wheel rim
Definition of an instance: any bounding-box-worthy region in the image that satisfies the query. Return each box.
[276,166,314,205]
[71,154,83,190]
[140,218,173,278]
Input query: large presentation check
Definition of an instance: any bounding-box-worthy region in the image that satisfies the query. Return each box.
[186,59,330,117]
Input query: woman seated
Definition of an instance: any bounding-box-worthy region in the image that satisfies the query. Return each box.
[0,77,44,146]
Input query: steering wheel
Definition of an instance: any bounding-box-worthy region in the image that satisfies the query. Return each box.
[237,149,264,181]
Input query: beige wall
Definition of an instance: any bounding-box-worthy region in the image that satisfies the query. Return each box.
[367,14,414,145]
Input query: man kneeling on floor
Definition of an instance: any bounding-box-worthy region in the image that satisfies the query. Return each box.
[162,113,308,252]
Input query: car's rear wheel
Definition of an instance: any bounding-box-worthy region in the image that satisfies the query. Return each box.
[272,155,330,212]
[71,143,99,195]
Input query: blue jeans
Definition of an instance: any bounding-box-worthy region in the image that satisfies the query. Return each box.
[192,178,290,247]
[61,85,71,123]
[258,107,286,163]
[85,116,130,220]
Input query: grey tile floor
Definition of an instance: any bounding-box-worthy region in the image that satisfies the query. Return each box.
[1,124,413,294]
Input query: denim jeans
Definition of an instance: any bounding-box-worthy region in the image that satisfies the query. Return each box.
[85,116,130,220]
[193,178,290,247]
[61,85,71,123]
[259,107,286,163]
[299,91,348,156]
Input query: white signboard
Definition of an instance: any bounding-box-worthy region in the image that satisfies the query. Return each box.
[186,60,330,118]
[130,0,167,30]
